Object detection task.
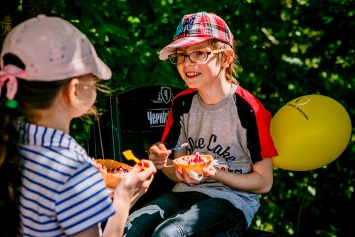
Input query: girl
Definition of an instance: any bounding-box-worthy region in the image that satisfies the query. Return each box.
[0,15,156,236]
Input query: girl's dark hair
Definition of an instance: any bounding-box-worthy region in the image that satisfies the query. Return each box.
[0,100,21,236]
[0,53,71,236]
[0,54,24,236]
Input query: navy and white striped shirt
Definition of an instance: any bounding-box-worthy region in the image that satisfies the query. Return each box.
[18,122,115,236]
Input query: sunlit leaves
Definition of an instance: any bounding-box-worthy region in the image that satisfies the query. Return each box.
[5,0,353,236]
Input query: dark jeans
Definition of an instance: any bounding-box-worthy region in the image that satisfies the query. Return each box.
[124,191,248,237]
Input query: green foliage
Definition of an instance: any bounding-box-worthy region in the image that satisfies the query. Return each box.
[7,0,354,236]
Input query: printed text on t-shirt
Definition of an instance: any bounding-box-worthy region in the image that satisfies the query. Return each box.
[188,134,236,162]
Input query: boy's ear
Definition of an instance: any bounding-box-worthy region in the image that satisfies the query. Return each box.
[222,49,234,68]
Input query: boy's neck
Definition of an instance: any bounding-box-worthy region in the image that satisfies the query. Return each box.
[198,82,232,105]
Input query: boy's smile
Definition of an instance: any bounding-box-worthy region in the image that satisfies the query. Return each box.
[176,41,224,91]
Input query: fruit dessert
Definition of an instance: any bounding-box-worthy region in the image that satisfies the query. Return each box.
[173,152,213,175]
[95,159,132,189]
[174,152,208,165]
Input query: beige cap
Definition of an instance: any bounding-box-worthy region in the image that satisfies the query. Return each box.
[1,14,111,81]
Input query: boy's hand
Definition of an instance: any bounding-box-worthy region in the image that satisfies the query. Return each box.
[148,142,172,169]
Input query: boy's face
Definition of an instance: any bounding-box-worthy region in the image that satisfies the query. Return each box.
[176,41,225,90]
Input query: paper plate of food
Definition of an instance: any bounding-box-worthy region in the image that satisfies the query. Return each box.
[173,152,214,180]
[95,159,132,189]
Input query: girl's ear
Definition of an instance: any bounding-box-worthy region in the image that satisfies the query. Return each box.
[222,49,234,68]
[67,78,80,104]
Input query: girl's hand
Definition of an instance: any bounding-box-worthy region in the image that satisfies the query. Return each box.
[112,159,156,208]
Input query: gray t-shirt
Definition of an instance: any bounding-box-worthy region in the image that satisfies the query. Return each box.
[162,84,278,226]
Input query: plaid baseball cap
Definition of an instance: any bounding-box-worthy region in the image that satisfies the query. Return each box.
[159,12,234,60]
[0,14,111,81]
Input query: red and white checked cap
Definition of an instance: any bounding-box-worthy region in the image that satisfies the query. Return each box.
[159,12,234,60]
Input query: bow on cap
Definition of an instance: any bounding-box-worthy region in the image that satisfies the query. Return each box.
[0,65,25,100]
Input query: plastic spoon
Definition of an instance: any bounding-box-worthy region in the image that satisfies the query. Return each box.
[122,150,146,169]
[171,143,188,151]
[165,143,188,168]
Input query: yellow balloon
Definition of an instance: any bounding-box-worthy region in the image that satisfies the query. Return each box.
[270,95,352,171]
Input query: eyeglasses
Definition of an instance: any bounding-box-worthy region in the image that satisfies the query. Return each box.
[168,49,225,64]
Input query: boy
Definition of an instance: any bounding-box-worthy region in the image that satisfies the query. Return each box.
[124,11,278,236]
